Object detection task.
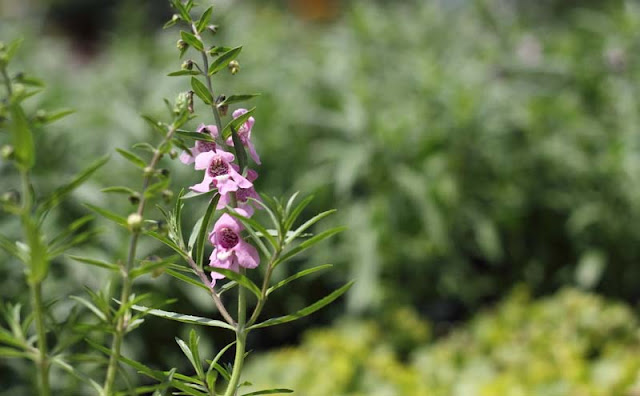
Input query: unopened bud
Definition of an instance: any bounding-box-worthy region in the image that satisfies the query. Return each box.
[174,91,190,114]
[160,168,170,177]
[181,59,194,70]
[128,192,141,205]
[169,150,178,159]
[127,213,143,231]
[177,39,188,51]
[1,145,14,160]
[187,90,194,114]
[228,60,240,75]
[207,25,219,34]
[0,190,19,205]
[13,83,25,96]
[162,189,174,202]
[171,14,180,23]
[35,109,47,122]
[143,166,154,176]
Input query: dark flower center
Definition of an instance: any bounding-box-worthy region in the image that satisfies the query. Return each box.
[218,227,239,249]
[196,140,216,153]
[236,187,252,202]
[208,158,229,177]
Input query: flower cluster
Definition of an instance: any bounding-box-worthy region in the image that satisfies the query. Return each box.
[181,110,261,286]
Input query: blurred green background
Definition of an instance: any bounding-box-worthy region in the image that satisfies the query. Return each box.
[2,0,640,394]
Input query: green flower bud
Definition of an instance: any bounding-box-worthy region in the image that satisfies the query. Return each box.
[177,39,188,51]
[1,145,15,160]
[228,60,240,75]
[128,192,141,205]
[181,59,194,70]
[127,213,143,232]
[162,189,174,202]
[207,25,219,34]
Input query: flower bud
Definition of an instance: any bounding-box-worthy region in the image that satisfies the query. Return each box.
[174,91,190,114]
[160,168,170,177]
[0,190,19,205]
[128,192,141,205]
[13,83,25,97]
[207,25,219,34]
[35,109,47,122]
[177,39,188,51]
[228,60,240,75]
[1,145,15,160]
[169,150,178,159]
[127,213,143,232]
[171,14,180,23]
[216,95,228,116]
[181,59,194,70]
[162,189,174,202]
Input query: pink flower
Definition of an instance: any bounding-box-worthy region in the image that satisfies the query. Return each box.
[209,210,260,287]
[190,150,253,195]
[226,108,261,165]
[217,169,261,216]
[180,124,219,165]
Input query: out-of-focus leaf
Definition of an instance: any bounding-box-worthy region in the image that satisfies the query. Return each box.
[9,102,34,169]
[275,226,346,267]
[67,255,119,271]
[266,264,333,296]
[84,204,127,227]
[116,148,147,169]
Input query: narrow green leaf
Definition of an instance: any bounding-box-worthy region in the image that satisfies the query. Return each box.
[208,46,242,75]
[164,269,210,292]
[226,208,277,250]
[276,226,346,267]
[48,214,94,247]
[69,296,107,321]
[39,155,110,216]
[16,74,44,87]
[249,198,282,239]
[181,31,204,52]
[40,109,74,124]
[176,130,216,142]
[249,281,354,330]
[195,194,220,268]
[188,330,204,379]
[0,328,25,349]
[219,94,260,106]
[9,102,34,169]
[206,268,261,299]
[0,347,30,359]
[0,234,24,262]
[47,228,101,258]
[284,194,313,232]
[267,264,333,296]
[241,389,294,396]
[230,125,248,173]
[285,209,337,244]
[51,356,103,394]
[168,70,201,77]
[132,142,157,153]
[84,204,127,227]
[101,186,136,195]
[144,231,190,261]
[176,336,203,379]
[190,77,213,105]
[67,255,118,271]
[206,341,235,381]
[25,217,48,283]
[86,338,207,395]
[5,38,24,62]
[129,305,234,330]
[116,148,147,169]
[221,107,254,139]
[196,6,213,32]
[180,192,214,204]
[130,258,173,279]
[142,115,167,135]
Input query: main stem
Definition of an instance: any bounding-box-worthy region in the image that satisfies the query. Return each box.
[224,278,247,396]
[103,125,177,395]
[30,282,51,396]
[20,164,51,396]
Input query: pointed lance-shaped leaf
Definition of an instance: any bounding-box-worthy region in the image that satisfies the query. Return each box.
[190,77,213,105]
[195,194,220,268]
[267,264,333,296]
[129,305,235,330]
[9,102,34,170]
[219,94,261,106]
[275,226,346,267]
[221,107,255,139]
[180,31,204,51]
[116,148,147,169]
[208,46,242,75]
[196,6,213,33]
[205,267,261,299]
[248,281,354,330]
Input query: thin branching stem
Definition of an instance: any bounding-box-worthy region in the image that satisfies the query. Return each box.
[103,124,178,395]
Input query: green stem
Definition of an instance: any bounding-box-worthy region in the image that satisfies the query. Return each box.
[102,125,177,395]
[191,24,223,135]
[2,66,13,96]
[224,272,247,396]
[30,281,51,396]
[20,164,51,395]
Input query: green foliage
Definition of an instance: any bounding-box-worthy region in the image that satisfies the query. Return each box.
[243,288,640,396]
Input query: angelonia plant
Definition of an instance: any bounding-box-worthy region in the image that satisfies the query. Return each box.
[1,1,351,395]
